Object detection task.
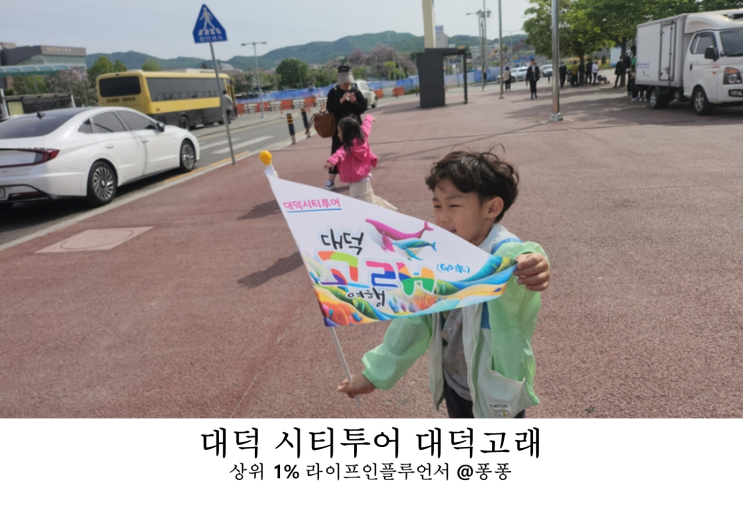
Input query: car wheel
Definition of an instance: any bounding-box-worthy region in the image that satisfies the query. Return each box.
[86,161,117,206]
[692,87,713,116]
[178,115,190,130]
[179,140,196,172]
[648,87,669,109]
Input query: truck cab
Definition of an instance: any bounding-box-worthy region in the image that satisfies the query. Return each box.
[636,9,743,115]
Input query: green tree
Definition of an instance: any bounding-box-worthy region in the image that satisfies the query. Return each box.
[699,0,743,9]
[141,59,162,72]
[276,58,310,89]
[113,60,127,72]
[88,56,115,86]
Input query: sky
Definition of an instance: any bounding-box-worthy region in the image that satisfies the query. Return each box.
[0,0,531,61]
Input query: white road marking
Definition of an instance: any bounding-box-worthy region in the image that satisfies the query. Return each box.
[212,135,274,154]
[198,138,242,150]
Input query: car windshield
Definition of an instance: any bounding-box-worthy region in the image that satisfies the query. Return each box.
[0,113,75,139]
[721,28,743,56]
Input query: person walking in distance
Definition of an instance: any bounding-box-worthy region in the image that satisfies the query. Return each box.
[614,56,626,88]
[592,60,599,85]
[525,59,540,100]
[571,61,579,87]
[221,90,234,124]
[324,66,367,190]
[559,62,567,88]
[503,66,512,91]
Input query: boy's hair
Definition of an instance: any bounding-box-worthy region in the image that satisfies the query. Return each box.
[337,116,365,152]
[426,149,519,223]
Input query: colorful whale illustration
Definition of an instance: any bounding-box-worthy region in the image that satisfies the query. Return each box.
[392,238,437,260]
[365,219,433,252]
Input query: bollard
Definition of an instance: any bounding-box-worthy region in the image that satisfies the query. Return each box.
[286,113,296,145]
[300,107,310,137]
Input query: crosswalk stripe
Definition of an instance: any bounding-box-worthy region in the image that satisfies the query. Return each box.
[212,135,274,154]
[198,139,241,150]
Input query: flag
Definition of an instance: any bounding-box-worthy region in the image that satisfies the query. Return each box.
[261,152,517,327]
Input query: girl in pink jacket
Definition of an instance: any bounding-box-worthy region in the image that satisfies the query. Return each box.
[323,115,396,211]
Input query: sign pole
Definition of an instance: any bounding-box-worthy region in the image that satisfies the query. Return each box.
[209,41,235,165]
[498,0,504,99]
[328,327,361,407]
[549,0,563,122]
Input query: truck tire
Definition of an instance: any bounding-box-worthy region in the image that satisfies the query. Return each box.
[648,87,669,109]
[692,87,713,116]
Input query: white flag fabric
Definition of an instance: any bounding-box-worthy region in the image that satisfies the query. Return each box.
[261,153,517,327]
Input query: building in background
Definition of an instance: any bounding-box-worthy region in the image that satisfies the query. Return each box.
[1,43,87,90]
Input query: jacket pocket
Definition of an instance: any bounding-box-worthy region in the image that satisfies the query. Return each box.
[477,358,526,418]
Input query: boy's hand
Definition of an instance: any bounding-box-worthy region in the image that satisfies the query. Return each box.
[514,253,550,292]
[323,161,333,170]
[337,373,376,399]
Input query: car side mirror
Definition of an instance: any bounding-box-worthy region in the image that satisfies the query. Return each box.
[156,121,166,132]
[704,46,719,61]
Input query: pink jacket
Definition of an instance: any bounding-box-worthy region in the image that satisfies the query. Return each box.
[327,116,378,183]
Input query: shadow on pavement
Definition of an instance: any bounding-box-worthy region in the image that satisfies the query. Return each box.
[500,85,743,128]
[237,251,302,289]
[237,200,280,220]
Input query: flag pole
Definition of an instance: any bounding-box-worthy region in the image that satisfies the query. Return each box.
[329,327,361,407]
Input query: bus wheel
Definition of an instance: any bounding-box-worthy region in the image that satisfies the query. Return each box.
[178,115,190,130]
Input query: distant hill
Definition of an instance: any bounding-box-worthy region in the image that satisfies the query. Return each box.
[87,31,527,72]
[85,51,204,70]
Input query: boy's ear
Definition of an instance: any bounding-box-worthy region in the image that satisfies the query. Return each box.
[485,197,504,220]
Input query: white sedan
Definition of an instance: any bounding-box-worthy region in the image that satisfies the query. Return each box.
[0,107,200,210]
[354,80,378,109]
[511,67,529,81]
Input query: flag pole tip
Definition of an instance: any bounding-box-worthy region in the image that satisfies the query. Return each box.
[259,150,273,165]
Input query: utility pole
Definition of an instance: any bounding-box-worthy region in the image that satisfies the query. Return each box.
[549,0,562,122]
[242,41,267,119]
[469,4,491,91]
[498,0,504,99]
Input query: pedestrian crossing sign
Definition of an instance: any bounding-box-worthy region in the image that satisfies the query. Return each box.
[192,4,227,43]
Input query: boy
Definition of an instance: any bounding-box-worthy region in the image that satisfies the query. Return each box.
[338,150,550,418]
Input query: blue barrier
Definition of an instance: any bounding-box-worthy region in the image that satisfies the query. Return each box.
[238,77,422,104]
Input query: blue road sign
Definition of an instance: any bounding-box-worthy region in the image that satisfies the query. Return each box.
[193,4,227,44]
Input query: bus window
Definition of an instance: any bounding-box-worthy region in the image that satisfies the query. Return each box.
[100,76,141,97]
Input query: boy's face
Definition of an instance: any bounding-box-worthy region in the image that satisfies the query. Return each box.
[432,178,503,247]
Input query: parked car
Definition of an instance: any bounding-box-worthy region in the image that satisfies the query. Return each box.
[354,80,378,108]
[511,67,529,81]
[541,64,553,78]
[0,107,200,210]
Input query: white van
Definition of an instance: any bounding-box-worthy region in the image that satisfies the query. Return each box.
[635,8,743,114]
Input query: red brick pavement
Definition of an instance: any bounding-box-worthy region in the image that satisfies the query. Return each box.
[1,83,742,418]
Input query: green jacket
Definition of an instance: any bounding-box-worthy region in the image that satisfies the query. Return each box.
[361,224,546,417]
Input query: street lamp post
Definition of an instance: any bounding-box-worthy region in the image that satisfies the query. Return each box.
[242,41,267,119]
[468,6,491,91]
[498,0,504,99]
[549,0,562,122]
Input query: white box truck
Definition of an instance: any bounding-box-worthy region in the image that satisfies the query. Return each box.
[635,9,743,115]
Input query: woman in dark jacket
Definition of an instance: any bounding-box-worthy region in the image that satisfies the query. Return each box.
[525,59,540,100]
[324,65,367,190]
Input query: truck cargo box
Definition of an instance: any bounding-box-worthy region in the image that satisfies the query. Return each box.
[636,15,688,89]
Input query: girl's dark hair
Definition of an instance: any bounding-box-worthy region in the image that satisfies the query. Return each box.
[338,116,364,152]
[425,148,519,223]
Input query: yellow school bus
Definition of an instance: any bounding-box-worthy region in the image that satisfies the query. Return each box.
[96,70,236,129]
